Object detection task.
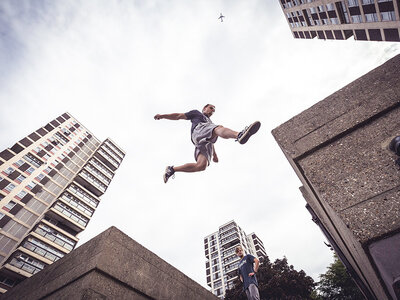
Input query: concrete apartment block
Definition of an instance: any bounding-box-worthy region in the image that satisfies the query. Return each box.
[272,54,400,299]
[0,226,218,300]
[279,0,400,42]
[0,113,124,294]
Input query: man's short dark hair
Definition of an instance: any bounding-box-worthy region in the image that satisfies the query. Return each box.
[203,104,213,110]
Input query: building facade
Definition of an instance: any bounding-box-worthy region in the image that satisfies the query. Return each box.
[0,112,124,294]
[204,220,266,298]
[272,55,400,299]
[279,0,400,41]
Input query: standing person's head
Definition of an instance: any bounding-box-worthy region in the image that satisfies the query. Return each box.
[235,245,244,258]
[202,104,215,117]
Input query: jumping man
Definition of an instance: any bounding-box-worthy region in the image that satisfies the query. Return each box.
[236,245,260,300]
[154,104,261,183]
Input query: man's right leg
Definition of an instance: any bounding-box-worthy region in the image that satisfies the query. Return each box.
[164,154,208,183]
[173,154,208,173]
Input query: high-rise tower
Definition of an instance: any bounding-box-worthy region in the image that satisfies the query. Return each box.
[0,112,124,293]
[204,220,266,298]
[279,0,400,42]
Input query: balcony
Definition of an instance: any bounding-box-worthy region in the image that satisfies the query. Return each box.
[32,221,77,252]
[84,164,111,186]
[219,222,236,235]
[89,158,114,179]
[74,171,106,197]
[5,252,46,278]
[47,204,87,233]
[104,139,125,156]
[94,149,119,171]
[220,234,239,249]
[67,184,99,209]
[19,237,65,264]
[101,144,123,164]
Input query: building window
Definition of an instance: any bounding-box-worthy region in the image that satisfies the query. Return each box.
[23,237,65,262]
[214,280,222,289]
[3,167,15,176]
[3,200,16,211]
[53,202,89,226]
[331,17,340,24]
[362,0,374,3]
[15,190,27,200]
[23,153,43,168]
[60,192,94,216]
[351,15,363,22]
[3,183,16,194]
[0,276,16,287]
[15,174,26,184]
[381,11,396,21]
[25,166,35,175]
[326,3,335,10]
[348,0,359,6]
[365,13,378,22]
[213,272,220,280]
[13,160,25,168]
[25,181,36,191]
[35,173,45,182]
[34,223,76,251]
[10,253,45,274]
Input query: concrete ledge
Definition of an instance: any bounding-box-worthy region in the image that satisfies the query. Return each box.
[1,227,217,300]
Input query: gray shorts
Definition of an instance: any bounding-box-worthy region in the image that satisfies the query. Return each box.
[191,122,219,165]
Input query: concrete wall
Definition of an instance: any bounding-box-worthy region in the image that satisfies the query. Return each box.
[0,227,218,300]
[272,54,400,300]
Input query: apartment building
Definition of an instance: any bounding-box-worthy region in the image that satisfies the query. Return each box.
[204,220,266,298]
[279,0,400,41]
[0,112,124,293]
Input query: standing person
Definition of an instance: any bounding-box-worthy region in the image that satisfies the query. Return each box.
[236,245,260,300]
[154,104,261,183]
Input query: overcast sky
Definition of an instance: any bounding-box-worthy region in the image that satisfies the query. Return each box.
[1,0,399,289]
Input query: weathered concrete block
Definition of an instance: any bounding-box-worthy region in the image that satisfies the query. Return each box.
[272,54,400,300]
[0,227,218,300]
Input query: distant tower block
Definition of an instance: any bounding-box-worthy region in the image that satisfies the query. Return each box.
[204,220,267,298]
[272,54,400,300]
[0,113,124,294]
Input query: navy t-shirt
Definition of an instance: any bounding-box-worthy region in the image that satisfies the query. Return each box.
[185,110,211,134]
[238,254,258,291]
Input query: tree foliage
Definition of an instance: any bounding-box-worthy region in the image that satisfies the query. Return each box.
[317,254,364,300]
[225,256,315,300]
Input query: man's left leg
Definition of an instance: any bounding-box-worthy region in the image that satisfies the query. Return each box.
[245,284,260,300]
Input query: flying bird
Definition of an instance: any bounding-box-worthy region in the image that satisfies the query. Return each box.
[218,13,225,22]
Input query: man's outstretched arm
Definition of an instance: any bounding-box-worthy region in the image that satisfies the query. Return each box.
[154,113,187,120]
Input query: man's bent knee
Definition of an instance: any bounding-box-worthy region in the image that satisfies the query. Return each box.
[197,162,207,171]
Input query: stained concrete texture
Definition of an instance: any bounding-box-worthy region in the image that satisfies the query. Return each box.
[0,227,218,300]
[272,54,400,300]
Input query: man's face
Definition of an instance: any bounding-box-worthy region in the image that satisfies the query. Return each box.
[236,247,244,258]
[203,105,215,117]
